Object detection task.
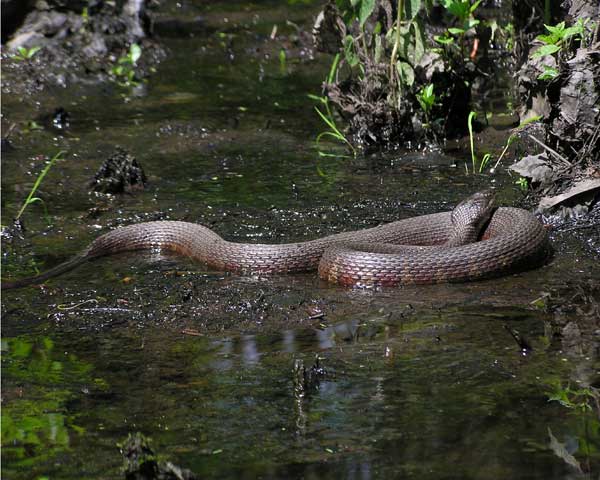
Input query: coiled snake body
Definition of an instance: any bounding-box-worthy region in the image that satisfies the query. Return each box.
[1,191,549,289]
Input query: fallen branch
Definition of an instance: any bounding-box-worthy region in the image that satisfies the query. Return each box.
[528,134,571,167]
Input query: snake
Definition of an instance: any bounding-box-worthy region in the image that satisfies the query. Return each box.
[0,190,550,289]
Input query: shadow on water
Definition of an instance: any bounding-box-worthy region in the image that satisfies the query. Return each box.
[1,1,599,479]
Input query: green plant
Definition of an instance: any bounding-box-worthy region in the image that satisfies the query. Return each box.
[490,133,517,172]
[308,54,356,156]
[417,84,436,122]
[515,177,528,190]
[11,46,42,61]
[546,381,600,474]
[532,19,593,80]
[336,0,426,103]
[110,43,142,87]
[15,151,64,223]
[434,0,482,52]
[279,48,287,74]
[466,111,491,173]
[548,382,598,414]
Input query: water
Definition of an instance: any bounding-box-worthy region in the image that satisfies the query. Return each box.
[2,2,599,478]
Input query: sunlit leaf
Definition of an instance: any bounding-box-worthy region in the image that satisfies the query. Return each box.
[343,35,360,67]
[396,61,414,87]
[359,0,375,27]
[404,0,422,20]
[130,43,142,63]
[531,43,561,58]
[538,67,559,80]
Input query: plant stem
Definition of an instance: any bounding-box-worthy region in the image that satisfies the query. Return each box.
[16,151,64,221]
[389,0,404,103]
[467,111,477,173]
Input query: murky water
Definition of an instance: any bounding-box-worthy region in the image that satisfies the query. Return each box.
[2,2,599,479]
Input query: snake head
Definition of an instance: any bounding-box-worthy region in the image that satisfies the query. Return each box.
[449,190,497,243]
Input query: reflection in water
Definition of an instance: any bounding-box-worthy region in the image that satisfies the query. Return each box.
[316,327,334,350]
[346,459,372,480]
[282,329,296,354]
[209,338,233,372]
[241,335,260,366]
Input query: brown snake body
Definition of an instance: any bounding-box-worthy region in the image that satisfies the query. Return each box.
[1,191,550,289]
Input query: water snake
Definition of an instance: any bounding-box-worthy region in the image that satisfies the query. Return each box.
[1,190,550,289]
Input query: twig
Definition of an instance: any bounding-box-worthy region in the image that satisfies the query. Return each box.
[528,134,571,166]
[182,328,203,336]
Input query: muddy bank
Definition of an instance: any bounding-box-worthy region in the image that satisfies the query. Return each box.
[1,0,164,95]
[511,0,599,219]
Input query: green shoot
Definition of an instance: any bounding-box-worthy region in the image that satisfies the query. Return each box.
[515,177,528,190]
[437,0,482,45]
[466,111,494,173]
[532,20,591,80]
[15,151,65,223]
[279,49,287,74]
[491,134,516,172]
[479,152,492,172]
[467,111,477,172]
[111,44,142,87]
[310,54,356,156]
[314,105,356,157]
[417,84,436,120]
[11,46,42,61]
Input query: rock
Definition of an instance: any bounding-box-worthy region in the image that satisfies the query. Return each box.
[550,47,600,148]
[89,148,147,194]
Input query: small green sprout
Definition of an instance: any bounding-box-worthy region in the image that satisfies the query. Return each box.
[16,151,65,224]
[111,44,142,87]
[515,177,528,190]
[417,84,436,117]
[12,46,42,61]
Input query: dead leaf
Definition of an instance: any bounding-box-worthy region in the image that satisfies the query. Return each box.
[547,427,583,474]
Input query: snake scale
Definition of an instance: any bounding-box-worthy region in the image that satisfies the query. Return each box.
[1,191,550,289]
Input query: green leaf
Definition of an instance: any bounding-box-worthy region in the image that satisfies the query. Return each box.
[424,83,434,98]
[399,21,425,65]
[359,0,376,27]
[396,61,415,87]
[404,0,422,20]
[434,35,454,45]
[545,22,565,35]
[307,94,327,104]
[411,20,425,64]
[343,35,360,67]
[538,67,559,80]
[27,46,42,58]
[465,18,479,30]
[562,25,582,40]
[469,0,483,13]
[129,43,142,64]
[537,33,559,45]
[444,0,470,21]
[374,35,383,63]
[448,27,466,35]
[531,43,561,58]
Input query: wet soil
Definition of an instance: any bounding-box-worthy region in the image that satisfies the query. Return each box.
[2,2,599,479]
